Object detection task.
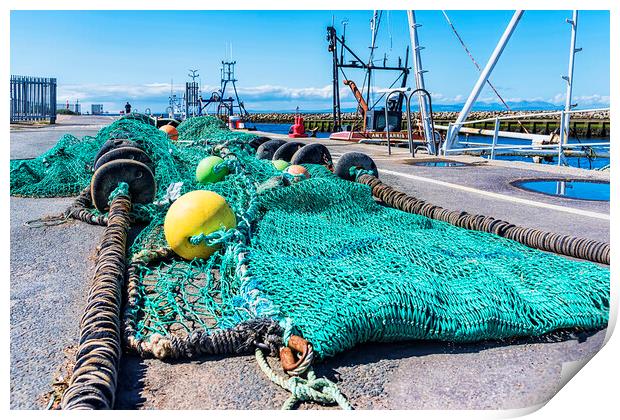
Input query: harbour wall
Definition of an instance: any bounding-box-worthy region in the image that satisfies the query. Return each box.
[248,110,610,138]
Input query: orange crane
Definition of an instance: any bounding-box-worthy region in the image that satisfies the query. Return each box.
[343,79,368,131]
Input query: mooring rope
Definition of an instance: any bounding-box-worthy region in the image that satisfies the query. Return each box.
[254,347,352,410]
[61,183,131,410]
[356,174,610,265]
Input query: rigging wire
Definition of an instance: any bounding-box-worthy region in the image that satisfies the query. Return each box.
[441,10,531,134]
[367,72,405,112]
[387,10,393,52]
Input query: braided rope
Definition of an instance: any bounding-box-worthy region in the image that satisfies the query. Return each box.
[285,344,315,377]
[61,187,131,409]
[357,174,610,264]
[254,348,352,410]
[24,187,108,228]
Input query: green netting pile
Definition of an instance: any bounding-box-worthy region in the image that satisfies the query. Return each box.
[10,115,610,359]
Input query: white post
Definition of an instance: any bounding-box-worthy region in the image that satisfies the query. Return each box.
[443,10,524,152]
[407,11,435,154]
[558,110,565,166]
[490,117,500,160]
[444,123,452,155]
[562,10,580,145]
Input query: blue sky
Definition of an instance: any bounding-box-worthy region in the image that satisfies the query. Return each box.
[10,10,610,113]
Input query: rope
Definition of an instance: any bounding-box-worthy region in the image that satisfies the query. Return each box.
[123,248,284,359]
[350,167,376,180]
[61,188,132,409]
[254,347,352,410]
[24,187,108,228]
[357,174,610,265]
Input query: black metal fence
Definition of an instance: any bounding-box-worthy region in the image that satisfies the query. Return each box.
[10,75,57,123]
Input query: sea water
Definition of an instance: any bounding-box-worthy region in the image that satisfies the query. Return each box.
[253,123,609,170]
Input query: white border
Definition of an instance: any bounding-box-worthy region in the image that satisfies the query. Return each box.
[3,1,617,419]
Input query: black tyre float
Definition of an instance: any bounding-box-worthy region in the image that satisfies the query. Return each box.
[249,136,273,150]
[156,118,180,128]
[256,139,287,160]
[291,143,333,169]
[335,152,378,181]
[273,141,305,162]
[93,138,139,167]
[90,159,156,212]
[94,146,153,171]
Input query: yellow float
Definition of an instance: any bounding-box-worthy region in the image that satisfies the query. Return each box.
[164,190,236,260]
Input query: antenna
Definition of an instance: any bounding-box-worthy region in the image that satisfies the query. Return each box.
[188,69,199,83]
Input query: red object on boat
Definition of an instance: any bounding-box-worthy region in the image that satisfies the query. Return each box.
[288,115,308,138]
[329,131,369,141]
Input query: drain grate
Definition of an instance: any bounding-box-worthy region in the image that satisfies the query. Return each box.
[406,160,470,167]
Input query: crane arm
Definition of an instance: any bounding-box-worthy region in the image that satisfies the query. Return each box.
[343,79,368,131]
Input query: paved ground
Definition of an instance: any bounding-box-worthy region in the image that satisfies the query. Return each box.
[10,116,609,410]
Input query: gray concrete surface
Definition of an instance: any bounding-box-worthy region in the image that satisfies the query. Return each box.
[10,197,102,409]
[10,115,116,159]
[10,117,609,410]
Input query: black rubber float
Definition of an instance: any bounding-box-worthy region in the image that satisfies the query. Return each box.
[94,146,153,171]
[90,159,156,212]
[156,118,180,128]
[93,139,139,167]
[291,143,333,169]
[256,139,287,160]
[249,136,273,150]
[273,142,305,162]
[335,152,379,182]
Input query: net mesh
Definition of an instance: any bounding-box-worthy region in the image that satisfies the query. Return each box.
[10,115,610,359]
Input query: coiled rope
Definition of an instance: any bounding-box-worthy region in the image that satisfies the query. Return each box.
[61,183,131,409]
[357,174,609,265]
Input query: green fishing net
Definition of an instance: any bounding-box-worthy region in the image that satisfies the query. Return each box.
[10,115,610,359]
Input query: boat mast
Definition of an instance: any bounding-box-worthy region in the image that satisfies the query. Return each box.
[561,10,581,147]
[366,10,381,108]
[443,10,524,152]
[407,10,434,153]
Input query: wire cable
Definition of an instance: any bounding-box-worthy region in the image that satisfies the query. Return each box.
[442,11,531,134]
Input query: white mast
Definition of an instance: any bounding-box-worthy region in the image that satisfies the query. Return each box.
[366,10,381,107]
[561,10,580,146]
[407,10,434,153]
[443,10,524,152]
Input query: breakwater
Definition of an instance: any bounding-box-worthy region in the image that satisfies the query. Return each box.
[248,110,610,138]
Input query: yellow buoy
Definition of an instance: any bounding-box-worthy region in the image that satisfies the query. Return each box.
[164,190,236,260]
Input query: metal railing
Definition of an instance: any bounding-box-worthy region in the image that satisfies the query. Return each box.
[385,87,439,157]
[442,107,610,166]
[10,75,57,123]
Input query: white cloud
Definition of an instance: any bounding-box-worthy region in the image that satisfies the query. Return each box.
[58,83,185,102]
[550,93,609,106]
[57,82,610,112]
